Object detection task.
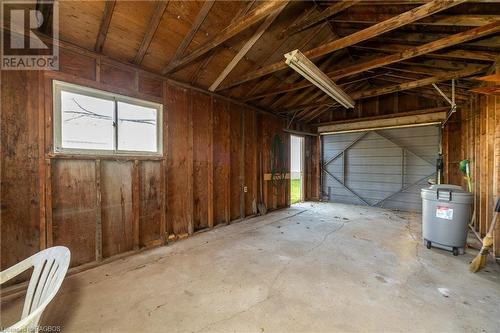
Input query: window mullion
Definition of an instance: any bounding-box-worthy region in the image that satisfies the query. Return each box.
[114,98,118,153]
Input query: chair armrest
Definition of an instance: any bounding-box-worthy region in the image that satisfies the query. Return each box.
[0,258,35,284]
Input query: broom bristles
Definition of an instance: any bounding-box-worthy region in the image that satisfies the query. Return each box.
[469,252,487,272]
[469,235,493,272]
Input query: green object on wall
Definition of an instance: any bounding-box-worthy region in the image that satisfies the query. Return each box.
[270,134,287,194]
[459,159,472,192]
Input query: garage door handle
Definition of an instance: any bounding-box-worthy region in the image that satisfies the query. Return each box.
[437,189,452,201]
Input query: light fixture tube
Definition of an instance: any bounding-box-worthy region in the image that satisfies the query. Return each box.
[284,49,355,108]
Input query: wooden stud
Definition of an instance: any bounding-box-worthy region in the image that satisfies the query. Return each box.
[38,71,46,251]
[132,160,140,249]
[95,159,102,261]
[160,158,167,244]
[187,91,194,235]
[240,107,246,219]
[45,159,53,248]
[207,96,214,229]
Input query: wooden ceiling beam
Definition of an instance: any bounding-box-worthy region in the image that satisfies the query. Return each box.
[163,0,215,74]
[364,32,500,50]
[217,0,465,90]
[353,66,486,100]
[164,0,289,74]
[332,14,500,27]
[281,66,485,112]
[208,4,285,91]
[332,22,499,79]
[351,43,497,61]
[350,44,499,62]
[95,0,116,53]
[247,22,500,101]
[281,1,359,37]
[188,1,255,85]
[249,71,384,102]
[133,1,169,65]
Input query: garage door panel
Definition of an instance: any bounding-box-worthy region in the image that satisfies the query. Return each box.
[322,133,361,161]
[329,194,365,205]
[348,147,403,157]
[321,125,439,212]
[336,181,401,192]
[345,165,402,175]
[344,156,403,165]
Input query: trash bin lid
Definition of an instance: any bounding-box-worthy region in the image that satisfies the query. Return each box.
[421,184,473,204]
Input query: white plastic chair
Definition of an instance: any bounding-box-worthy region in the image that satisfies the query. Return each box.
[1,246,70,333]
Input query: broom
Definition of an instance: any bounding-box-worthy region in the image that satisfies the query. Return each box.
[469,197,500,272]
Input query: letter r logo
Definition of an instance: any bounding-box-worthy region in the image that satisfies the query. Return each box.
[9,8,48,49]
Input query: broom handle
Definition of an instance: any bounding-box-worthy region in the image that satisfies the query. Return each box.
[486,198,500,236]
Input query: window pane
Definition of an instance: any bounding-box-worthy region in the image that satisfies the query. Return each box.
[117,101,158,152]
[61,91,115,150]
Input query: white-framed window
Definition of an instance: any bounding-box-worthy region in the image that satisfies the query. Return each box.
[53,80,163,156]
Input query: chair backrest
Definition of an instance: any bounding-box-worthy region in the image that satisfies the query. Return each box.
[1,246,70,332]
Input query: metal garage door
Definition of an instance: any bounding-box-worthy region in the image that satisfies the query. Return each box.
[321,125,440,212]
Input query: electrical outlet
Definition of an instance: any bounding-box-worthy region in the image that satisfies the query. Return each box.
[243,186,248,193]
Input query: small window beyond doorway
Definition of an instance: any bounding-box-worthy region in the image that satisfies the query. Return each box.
[290,135,304,204]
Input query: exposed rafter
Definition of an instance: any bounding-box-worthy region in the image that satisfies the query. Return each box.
[332,14,500,27]
[217,0,465,90]
[281,66,487,112]
[281,0,359,37]
[208,4,285,91]
[134,1,169,65]
[246,22,500,101]
[163,0,216,74]
[350,44,499,62]
[95,0,116,53]
[188,0,256,85]
[165,0,289,74]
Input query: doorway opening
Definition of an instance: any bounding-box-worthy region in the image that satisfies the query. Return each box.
[290,135,304,205]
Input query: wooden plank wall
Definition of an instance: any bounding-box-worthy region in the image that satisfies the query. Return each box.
[0,43,299,272]
[444,94,500,257]
[258,114,290,210]
[304,135,321,201]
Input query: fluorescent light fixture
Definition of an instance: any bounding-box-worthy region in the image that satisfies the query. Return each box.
[284,49,355,109]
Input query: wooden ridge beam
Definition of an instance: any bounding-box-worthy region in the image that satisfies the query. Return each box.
[281,1,359,37]
[95,0,116,52]
[247,22,500,101]
[165,0,288,74]
[217,0,465,90]
[134,1,169,65]
[208,4,284,91]
[163,0,215,74]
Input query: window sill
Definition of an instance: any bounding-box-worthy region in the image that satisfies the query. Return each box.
[47,152,165,161]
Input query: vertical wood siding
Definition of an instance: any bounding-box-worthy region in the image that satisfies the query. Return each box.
[1,42,297,271]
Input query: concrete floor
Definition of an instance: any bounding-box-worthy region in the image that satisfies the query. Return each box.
[2,202,500,332]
